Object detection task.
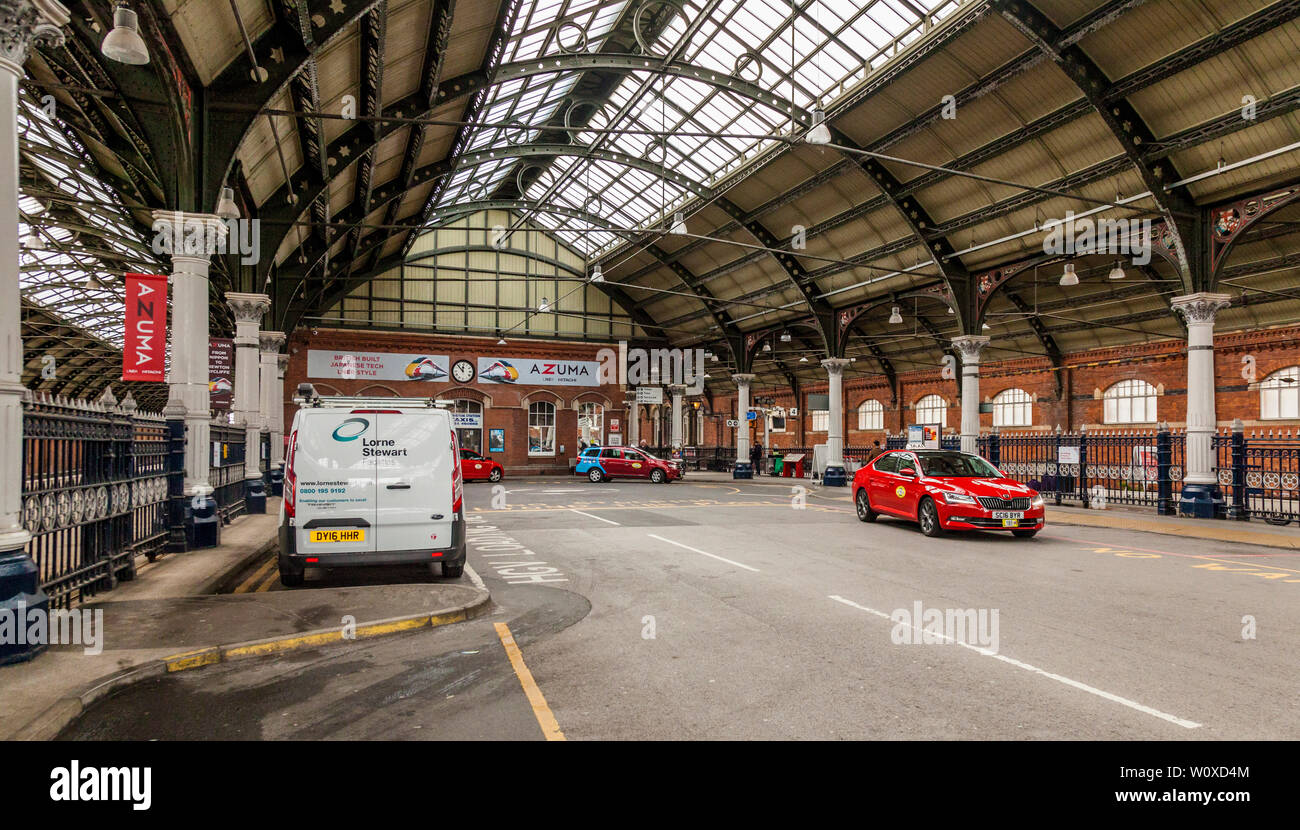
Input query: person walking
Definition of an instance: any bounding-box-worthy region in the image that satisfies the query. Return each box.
[865,439,883,463]
[750,441,764,476]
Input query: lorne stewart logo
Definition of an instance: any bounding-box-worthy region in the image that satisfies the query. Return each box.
[332,418,369,441]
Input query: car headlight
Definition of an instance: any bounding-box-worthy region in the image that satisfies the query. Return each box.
[942,492,977,505]
[1030,495,1044,508]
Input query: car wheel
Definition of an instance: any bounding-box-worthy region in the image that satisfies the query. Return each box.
[918,497,944,537]
[1012,529,1039,538]
[488,468,502,482]
[588,468,604,483]
[855,488,877,523]
[650,469,666,483]
[279,564,304,587]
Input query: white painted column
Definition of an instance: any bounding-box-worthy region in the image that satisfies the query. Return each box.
[821,358,851,483]
[226,293,270,484]
[259,330,285,469]
[651,404,661,448]
[951,336,990,455]
[157,211,228,497]
[669,383,685,451]
[1172,293,1231,517]
[733,373,754,465]
[0,2,70,654]
[629,398,640,445]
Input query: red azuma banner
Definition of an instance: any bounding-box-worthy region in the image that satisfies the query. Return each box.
[122,273,168,382]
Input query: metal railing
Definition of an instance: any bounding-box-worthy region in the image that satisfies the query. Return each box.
[21,392,170,610]
[210,422,247,523]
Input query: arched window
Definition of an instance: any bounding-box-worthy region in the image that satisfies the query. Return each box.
[857,399,883,430]
[915,394,948,427]
[452,399,483,454]
[577,401,604,446]
[1261,366,1300,420]
[1103,379,1157,424]
[528,401,556,456]
[992,388,1032,428]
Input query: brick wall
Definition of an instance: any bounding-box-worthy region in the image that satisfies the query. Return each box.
[284,329,627,474]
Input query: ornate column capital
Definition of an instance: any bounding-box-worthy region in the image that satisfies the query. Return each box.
[731,373,756,385]
[950,335,991,364]
[259,330,287,353]
[1171,292,1231,325]
[277,354,290,375]
[820,357,851,374]
[151,211,229,260]
[0,0,69,69]
[226,292,271,324]
[667,383,687,394]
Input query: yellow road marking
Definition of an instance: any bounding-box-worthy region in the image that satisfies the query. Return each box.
[253,565,281,593]
[234,556,276,594]
[494,622,565,742]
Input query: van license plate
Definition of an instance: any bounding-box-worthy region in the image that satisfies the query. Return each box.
[991,511,1024,520]
[309,529,365,543]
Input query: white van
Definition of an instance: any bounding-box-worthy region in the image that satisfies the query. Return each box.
[277,387,466,586]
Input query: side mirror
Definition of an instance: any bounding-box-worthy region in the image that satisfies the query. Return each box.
[898,467,917,478]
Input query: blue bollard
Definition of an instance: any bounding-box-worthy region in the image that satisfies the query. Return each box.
[733,460,753,480]
[189,490,221,548]
[246,476,267,514]
[822,464,847,487]
[0,548,49,665]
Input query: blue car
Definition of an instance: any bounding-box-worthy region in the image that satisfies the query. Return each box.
[575,446,681,483]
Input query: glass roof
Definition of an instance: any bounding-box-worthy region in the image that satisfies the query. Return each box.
[431,0,961,259]
[18,94,163,348]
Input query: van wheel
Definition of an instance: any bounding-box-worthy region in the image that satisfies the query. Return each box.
[279,565,304,587]
[650,469,666,483]
[588,468,604,483]
[488,468,502,482]
[442,562,464,578]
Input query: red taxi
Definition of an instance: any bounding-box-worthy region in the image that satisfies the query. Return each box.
[852,449,1044,538]
[459,449,504,482]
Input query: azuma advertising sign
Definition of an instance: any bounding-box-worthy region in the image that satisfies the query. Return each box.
[307,351,449,382]
[477,357,600,387]
[123,273,167,382]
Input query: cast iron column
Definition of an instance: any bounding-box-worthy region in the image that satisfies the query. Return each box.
[821,358,851,486]
[226,293,270,512]
[733,373,754,479]
[0,0,69,666]
[1172,292,1231,518]
[952,335,991,455]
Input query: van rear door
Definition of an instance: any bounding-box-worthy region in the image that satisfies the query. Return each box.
[293,410,377,554]
[374,411,455,553]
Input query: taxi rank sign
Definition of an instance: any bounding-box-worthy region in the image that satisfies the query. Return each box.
[123,273,168,382]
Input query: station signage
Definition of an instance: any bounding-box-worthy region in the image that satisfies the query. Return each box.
[451,412,483,429]
[906,423,941,450]
[478,357,600,387]
[208,338,234,411]
[307,350,449,382]
[636,386,664,404]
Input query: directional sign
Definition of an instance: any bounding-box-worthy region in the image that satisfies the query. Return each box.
[746,411,758,420]
[726,419,740,427]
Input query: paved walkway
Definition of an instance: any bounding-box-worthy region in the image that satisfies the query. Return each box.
[0,498,490,739]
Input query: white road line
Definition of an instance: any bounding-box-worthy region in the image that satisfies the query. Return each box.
[464,562,486,591]
[570,508,621,526]
[648,534,761,572]
[827,595,1201,730]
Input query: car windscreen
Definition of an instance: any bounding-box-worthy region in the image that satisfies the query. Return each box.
[916,452,1000,477]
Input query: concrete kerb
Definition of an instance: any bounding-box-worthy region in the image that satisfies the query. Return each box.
[12,589,491,741]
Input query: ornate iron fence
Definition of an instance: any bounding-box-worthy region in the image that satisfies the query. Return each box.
[21,392,170,610]
[210,421,247,523]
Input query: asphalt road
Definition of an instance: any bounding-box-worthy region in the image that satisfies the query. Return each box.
[62,476,1300,740]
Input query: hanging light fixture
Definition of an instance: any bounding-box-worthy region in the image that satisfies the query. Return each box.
[1059,262,1079,286]
[1109,259,1126,280]
[888,306,903,324]
[710,352,719,362]
[669,211,688,235]
[538,297,550,313]
[947,305,955,315]
[761,342,771,352]
[799,356,809,363]
[982,322,991,331]
[805,108,832,145]
[215,186,240,220]
[101,4,150,65]
[84,273,104,290]
[779,331,791,342]
[497,337,507,346]
[21,231,43,250]
[588,263,604,283]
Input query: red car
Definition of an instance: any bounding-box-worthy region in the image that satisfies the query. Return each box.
[459,449,503,482]
[575,445,681,483]
[852,449,1044,538]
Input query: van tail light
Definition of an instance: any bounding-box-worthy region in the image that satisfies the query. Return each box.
[284,431,298,518]
[451,435,463,514]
